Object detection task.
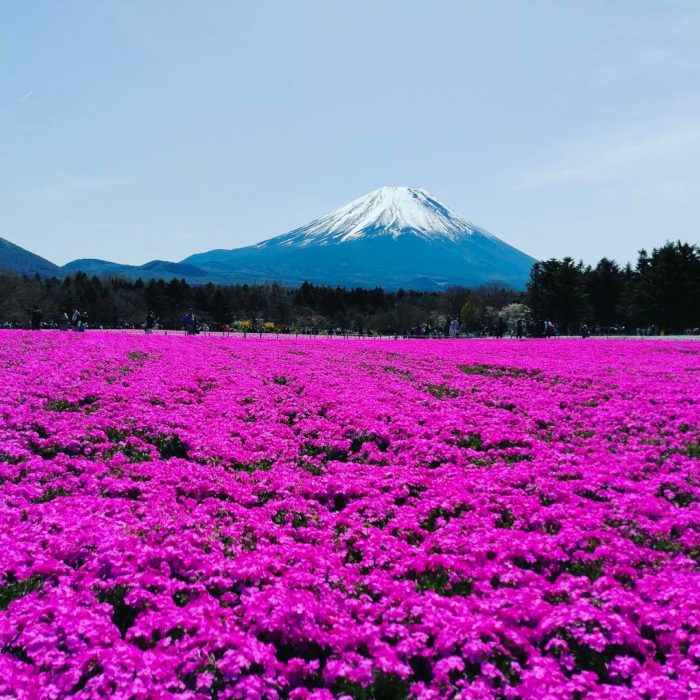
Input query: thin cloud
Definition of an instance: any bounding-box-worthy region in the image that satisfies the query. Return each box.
[16,90,33,104]
[518,121,700,189]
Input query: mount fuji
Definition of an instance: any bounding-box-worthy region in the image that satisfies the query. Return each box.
[1,187,536,289]
[182,187,535,290]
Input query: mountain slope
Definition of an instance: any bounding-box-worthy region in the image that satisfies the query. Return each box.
[62,259,137,276]
[183,187,535,289]
[0,237,61,276]
[62,258,209,280]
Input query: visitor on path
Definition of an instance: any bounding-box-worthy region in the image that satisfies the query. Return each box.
[449,318,459,338]
[544,321,555,338]
[184,309,196,336]
[59,312,70,331]
[581,323,590,339]
[516,318,524,340]
[496,318,506,338]
[30,305,43,330]
[71,308,82,330]
[145,311,156,334]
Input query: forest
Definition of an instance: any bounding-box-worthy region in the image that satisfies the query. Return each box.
[1,241,698,335]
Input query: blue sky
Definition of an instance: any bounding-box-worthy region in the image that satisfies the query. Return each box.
[1,1,699,266]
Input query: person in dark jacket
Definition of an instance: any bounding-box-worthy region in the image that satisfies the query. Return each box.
[145,311,156,334]
[30,305,43,330]
[183,309,196,335]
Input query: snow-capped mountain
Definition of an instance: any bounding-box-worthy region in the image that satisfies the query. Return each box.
[183,187,536,290]
[2,188,536,289]
[259,186,496,247]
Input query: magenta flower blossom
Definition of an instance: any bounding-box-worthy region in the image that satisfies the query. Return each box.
[1,332,699,698]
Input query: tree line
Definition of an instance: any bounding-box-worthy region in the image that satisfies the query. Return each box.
[0,271,520,334]
[527,241,700,335]
[1,240,698,335]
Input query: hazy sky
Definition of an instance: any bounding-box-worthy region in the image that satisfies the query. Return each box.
[1,1,699,266]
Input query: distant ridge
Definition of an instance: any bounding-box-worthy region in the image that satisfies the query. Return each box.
[0,237,61,277]
[62,258,209,279]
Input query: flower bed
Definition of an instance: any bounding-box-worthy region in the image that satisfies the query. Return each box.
[1,332,699,698]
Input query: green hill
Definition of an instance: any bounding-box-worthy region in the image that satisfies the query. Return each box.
[0,237,61,277]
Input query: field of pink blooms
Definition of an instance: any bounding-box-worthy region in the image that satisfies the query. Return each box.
[1,332,699,699]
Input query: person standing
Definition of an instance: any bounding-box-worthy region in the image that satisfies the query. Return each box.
[71,308,82,330]
[449,318,458,338]
[496,317,506,338]
[30,305,43,330]
[516,318,524,340]
[183,309,196,336]
[145,311,156,334]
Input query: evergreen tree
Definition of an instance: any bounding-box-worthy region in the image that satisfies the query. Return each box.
[637,242,700,332]
[587,258,624,326]
[527,257,590,333]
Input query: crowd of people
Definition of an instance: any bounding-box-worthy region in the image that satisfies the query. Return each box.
[3,307,93,332]
[4,306,700,338]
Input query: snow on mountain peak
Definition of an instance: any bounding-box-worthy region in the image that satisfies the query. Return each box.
[261,186,493,247]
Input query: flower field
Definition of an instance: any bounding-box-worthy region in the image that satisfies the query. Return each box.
[1,332,699,699]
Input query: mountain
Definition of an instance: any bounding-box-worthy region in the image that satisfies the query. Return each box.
[1,188,537,290]
[62,258,209,280]
[183,187,535,290]
[62,258,135,276]
[0,237,61,277]
[139,260,208,277]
